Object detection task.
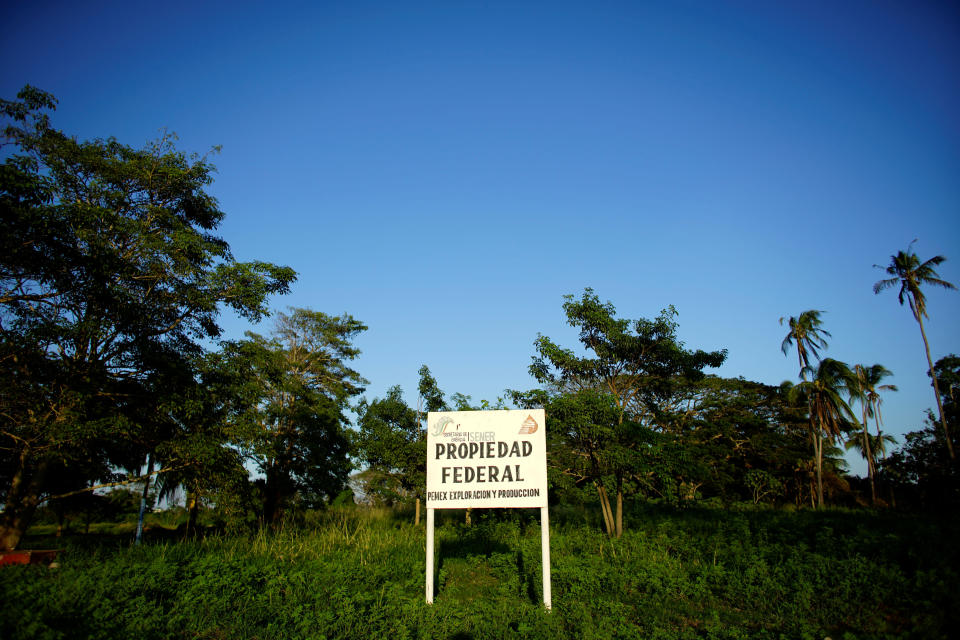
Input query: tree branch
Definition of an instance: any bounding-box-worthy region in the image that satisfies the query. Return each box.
[43,463,194,501]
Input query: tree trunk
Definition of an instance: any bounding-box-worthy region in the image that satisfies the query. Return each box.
[263,465,285,527]
[916,312,955,459]
[415,497,421,526]
[465,508,472,526]
[184,488,199,541]
[135,454,154,545]
[596,484,614,536]
[815,431,824,509]
[615,475,623,539]
[861,408,876,505]
[0,456,48,551]
[806,407,824,510]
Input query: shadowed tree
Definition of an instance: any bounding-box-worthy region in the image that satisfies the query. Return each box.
[846,430,897,490]
[789,358,857,507]
[850,364,897,504]
[238,308,366,525]
[780,310,833,507]
[0,87,295,550]
[355,385,425,523]
[931,355,959,437]
[874,242,957,459]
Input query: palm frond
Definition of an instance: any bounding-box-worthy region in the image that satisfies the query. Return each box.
[918,254,947,270]
[921,276,957,291]
[872,277,899,295]
[780,333,793,356]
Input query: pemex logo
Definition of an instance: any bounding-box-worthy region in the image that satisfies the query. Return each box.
[519,414,538,435]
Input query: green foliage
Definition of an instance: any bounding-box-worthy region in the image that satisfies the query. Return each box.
[531,290,727,418]
[236,308,367,523]
[779,310,830,378]
[0,86,295,549]
[529,289,727,536]
[931,354,959,435]
[544,388,622,489]
[883,421,960,509]
[3,506,957,639]
[873,242,956,321]
[744,470,785,505]
[417,364,447,413]
[355,385,425,505]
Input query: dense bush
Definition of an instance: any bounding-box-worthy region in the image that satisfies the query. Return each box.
[2,505,957,639]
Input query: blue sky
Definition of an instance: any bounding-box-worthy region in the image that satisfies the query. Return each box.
[3,1,958,473]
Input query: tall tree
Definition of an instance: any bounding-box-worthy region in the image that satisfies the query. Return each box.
[417,364,447,414]
[0,87,295,550]
[531,289,726,536]
[780,310,833,507]
[355,385,426,522]
[147,343,265,538]
[874,243,957,459]
[850,363,897,504]
[789,358,857,507]
[545,388,624,532]
[780,310,831,379]
[238,309,366,525]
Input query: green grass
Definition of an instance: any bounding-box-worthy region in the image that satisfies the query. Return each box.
[2,505,958,639]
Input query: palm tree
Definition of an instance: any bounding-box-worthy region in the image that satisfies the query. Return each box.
[874,242,957,459]
[850,364,897,504]
[845,431,897,460]
[781,310,833,507]
[845,430,897,500]
[780,310,831,379]
[789,358,857,507]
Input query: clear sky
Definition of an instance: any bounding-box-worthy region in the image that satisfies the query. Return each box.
[3,1,958,474]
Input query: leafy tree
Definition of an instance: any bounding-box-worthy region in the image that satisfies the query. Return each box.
[417,364,447,414]
[355,385,425,522]
[530,288,726,536]
[148,344,265,537]
[236,308,365,525]
[931,354,959,432]
[744,469,785,505]
[0,87,295,550]
[883,419,959,509]
[788,358,857,508]
[540,388,622,529]
[884,356,960,508]
[680,376,811,505]
[874,242,957,459]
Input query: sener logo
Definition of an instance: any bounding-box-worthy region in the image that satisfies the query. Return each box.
[430,416,456,436]
[519,414,538,435]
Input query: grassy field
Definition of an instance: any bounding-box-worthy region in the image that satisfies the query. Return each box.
[2,504,958,639]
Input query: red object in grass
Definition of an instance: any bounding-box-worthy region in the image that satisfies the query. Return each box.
[0,549,62,566]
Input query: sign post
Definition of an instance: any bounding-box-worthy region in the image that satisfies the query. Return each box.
[425,409,551,609]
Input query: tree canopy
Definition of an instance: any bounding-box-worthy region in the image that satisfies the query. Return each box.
[0,86,296,549]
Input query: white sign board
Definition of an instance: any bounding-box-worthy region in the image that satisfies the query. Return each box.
[426,409,547,509]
